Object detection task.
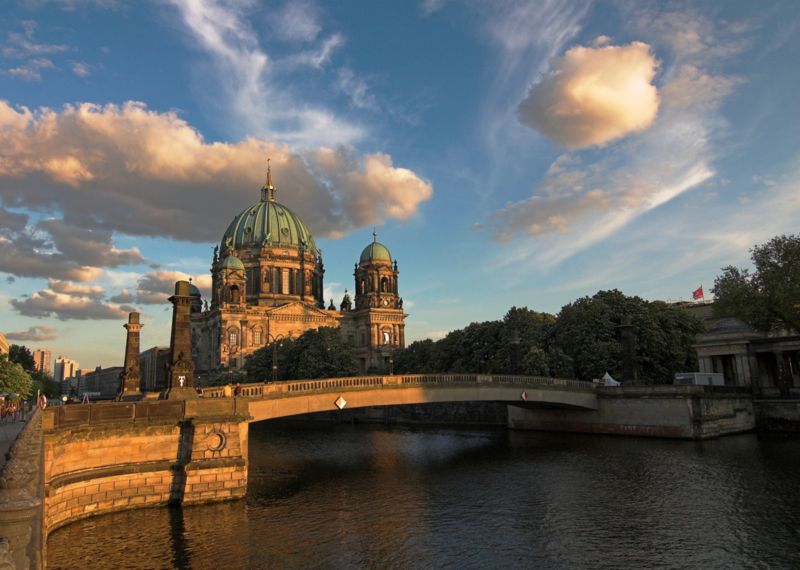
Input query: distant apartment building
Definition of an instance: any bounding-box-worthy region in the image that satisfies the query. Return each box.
[33,349,52,375]
[54,356,80,382]
[0,332,8,357]
[140,346,170,392]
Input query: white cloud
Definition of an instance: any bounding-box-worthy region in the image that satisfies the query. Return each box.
[5,325,58,341]
[10,288,131,320]
[48,279,105,299]
[166,0,361,147]
[335,68,377,110]
[71,61,91,77]
[136,270,212,305]
[518,41,660,149]
[274,1,322,42]
[0,100,432,243]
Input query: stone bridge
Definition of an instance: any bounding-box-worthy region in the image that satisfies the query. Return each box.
[31,374,594,546]
[203,373,598,420]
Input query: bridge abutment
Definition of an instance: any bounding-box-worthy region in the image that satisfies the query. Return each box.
[508,385,755,439]
[41,400,249,535]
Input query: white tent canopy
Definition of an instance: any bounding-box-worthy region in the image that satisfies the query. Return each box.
[592,371,621,386]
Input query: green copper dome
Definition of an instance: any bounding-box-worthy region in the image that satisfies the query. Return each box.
[221,199,318,255]
[221,254,245,270]
[360,241,392,264]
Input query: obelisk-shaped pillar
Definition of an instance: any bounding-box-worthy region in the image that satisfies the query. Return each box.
[117,312,143,401]
[165,280,198,399]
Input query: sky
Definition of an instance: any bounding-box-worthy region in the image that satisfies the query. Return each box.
[1,0,799,370]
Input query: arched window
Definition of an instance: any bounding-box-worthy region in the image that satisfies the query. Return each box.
[360,279,366,294]
[382,329,391,345]
[229,285,240,304]
[380,276,389,292]
[228,329,239,348]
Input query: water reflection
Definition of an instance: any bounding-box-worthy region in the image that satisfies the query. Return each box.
[47,423,800,569]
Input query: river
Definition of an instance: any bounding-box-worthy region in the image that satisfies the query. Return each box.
[47,421,800,569]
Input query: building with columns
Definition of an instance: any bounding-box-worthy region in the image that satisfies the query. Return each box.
[694,318,800,394]
[191,164,407,378]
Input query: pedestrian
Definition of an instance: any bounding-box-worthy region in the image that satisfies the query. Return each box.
[234,382,241,397]
[223,383,233,398]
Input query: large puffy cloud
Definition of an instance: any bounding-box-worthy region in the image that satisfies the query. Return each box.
[10,288,132,320]
[518,41,660,149]
[0,100,432,243]
[5,325,58,341]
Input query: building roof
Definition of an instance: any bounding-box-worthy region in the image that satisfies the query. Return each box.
[708,317,754,334]
[0,331,8,356]
[359,241,392,264]
[220,169,318,256]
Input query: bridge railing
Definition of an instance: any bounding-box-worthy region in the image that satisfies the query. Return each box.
[202,374,593,399]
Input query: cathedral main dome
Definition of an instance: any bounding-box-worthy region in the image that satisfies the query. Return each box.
[219,163,318,255]
[220,199,318,254]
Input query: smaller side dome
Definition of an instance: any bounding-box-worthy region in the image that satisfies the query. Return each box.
[221,255,245,270]
[360,241,392,264]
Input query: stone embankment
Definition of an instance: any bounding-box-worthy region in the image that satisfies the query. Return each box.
[0,410,44,569]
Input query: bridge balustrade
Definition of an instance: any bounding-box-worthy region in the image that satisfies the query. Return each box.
[201,374,593,399]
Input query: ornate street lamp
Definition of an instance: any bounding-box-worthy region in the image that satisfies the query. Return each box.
[266,333,285,383]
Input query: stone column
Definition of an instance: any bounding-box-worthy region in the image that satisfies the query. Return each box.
[117,312,143,401]
[166,281,198,399]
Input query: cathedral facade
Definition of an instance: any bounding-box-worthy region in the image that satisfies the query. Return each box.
[190,165,407,379]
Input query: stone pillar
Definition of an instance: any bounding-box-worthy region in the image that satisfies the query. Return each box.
[399,326,405,348]
[166,281,198,399]
[117,312,143,401]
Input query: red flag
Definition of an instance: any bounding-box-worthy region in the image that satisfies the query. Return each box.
[692,286,703,300]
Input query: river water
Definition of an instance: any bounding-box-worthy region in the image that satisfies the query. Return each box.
[47,422,800,569]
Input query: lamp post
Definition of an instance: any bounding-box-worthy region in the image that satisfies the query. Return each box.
[389,355,394,376]
[267,333,285,383]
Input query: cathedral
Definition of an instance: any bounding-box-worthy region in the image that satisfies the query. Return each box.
[190,163,407,378]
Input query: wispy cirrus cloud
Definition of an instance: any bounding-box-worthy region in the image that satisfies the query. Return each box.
[166,0,360,146]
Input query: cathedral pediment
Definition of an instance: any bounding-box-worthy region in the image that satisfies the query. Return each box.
[265,301,338,319]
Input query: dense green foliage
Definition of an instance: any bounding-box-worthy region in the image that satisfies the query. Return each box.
[245,327,359,381]
[713,234,800,332]
[550,290,702,383]
[0,356,34,398]
[8,344,35,371]
[394,293,702,384]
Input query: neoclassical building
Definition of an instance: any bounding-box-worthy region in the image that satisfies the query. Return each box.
[191,165,407,378]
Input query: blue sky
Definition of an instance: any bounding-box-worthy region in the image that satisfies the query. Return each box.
[1,0,798,369]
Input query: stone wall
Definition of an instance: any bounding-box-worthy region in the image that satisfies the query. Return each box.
[754,399,800,433]
[42,399,250,536]
[508,385,755,440]
[0,410,44,570]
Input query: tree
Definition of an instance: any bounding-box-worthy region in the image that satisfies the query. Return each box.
[0,358,34,398]
[550,290,703,383]
[8,344,35,371]
[31,371,61,398]
[245,327,359,381]
[713,234,800,332]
